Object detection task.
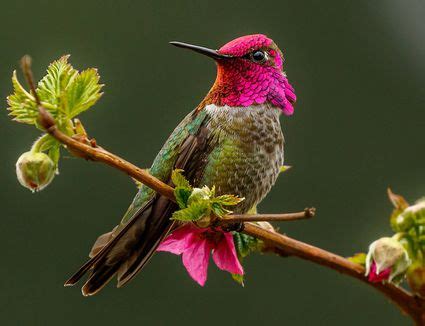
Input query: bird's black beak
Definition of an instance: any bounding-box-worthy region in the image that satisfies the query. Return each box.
[169,41,232,60]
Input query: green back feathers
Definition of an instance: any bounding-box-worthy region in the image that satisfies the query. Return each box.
[121,110,208,224]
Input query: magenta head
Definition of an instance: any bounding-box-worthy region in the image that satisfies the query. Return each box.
[170,34,296,115]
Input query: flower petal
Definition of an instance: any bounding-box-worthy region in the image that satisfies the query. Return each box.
[182,234,212,286]
[212,232,244,275]
[368,261,391,283]
[157,225,195,255]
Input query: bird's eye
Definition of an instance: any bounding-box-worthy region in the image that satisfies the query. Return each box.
[251,50,268,63]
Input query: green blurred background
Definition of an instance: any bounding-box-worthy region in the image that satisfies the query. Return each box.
[1,0,424,325]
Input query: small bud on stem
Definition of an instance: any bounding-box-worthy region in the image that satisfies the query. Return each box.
[16,151,56,192]
[365,237,411,283]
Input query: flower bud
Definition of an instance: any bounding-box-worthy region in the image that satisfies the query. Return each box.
[392,211,415,232]
[406,201,425,221]
[16,151,56,192]
[187,186,211,205]
[393,201,425,232]
[407,261,425,298]
[365,237,411,283]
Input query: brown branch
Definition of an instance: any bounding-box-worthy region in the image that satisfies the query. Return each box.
[21,55,41,104]
[45,124,423,324]
[20,56,425,325]
[43,116,174,200]
[223,207,315,223]
[243,223,425,324]
[21,56,175,201]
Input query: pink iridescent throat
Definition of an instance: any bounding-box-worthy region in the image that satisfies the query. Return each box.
[201,34,296,115]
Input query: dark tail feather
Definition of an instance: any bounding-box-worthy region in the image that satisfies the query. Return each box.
[88,226,118,258]
[82,264,121,296]
[64,196,176,296]
[64,227,119,287]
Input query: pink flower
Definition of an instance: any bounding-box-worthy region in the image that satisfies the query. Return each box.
[157,224,244,286]
[367,261,391,283]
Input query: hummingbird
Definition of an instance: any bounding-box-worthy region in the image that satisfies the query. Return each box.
[65,34,296,295]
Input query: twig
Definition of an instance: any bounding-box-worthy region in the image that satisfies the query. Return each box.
[20,56,425,325]
[20,55,175,201]
[223,207,315,223]
[243,223,425,324]
[20,55,41,104]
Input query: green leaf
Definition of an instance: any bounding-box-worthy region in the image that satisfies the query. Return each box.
[171,169,192,189]
[231,273,244,286]
[210,194,244,217]
[7,55,104,190]
[212,194,244,207]
[37,55,77,114]
[211,202,231,217]
[66,68,103,118]
[39,135,61,154]
[7,70,39,124]
[347,252,367,266]
[187,186,211,205]
[29,134,61,169]
[233,232,262,259]
[175,187,192,209]
[7,55,103,128]
[31,134,54,152]
[171,201,210,221]
[48,143,61,167]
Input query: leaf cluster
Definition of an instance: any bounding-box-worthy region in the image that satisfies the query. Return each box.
[7,56,103,128]
[171,169,244,222]
[6,55,103,180]
[349,190,425,293]
[231,231,264,285]
[233,232,263,259]
[390,195,425,262]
